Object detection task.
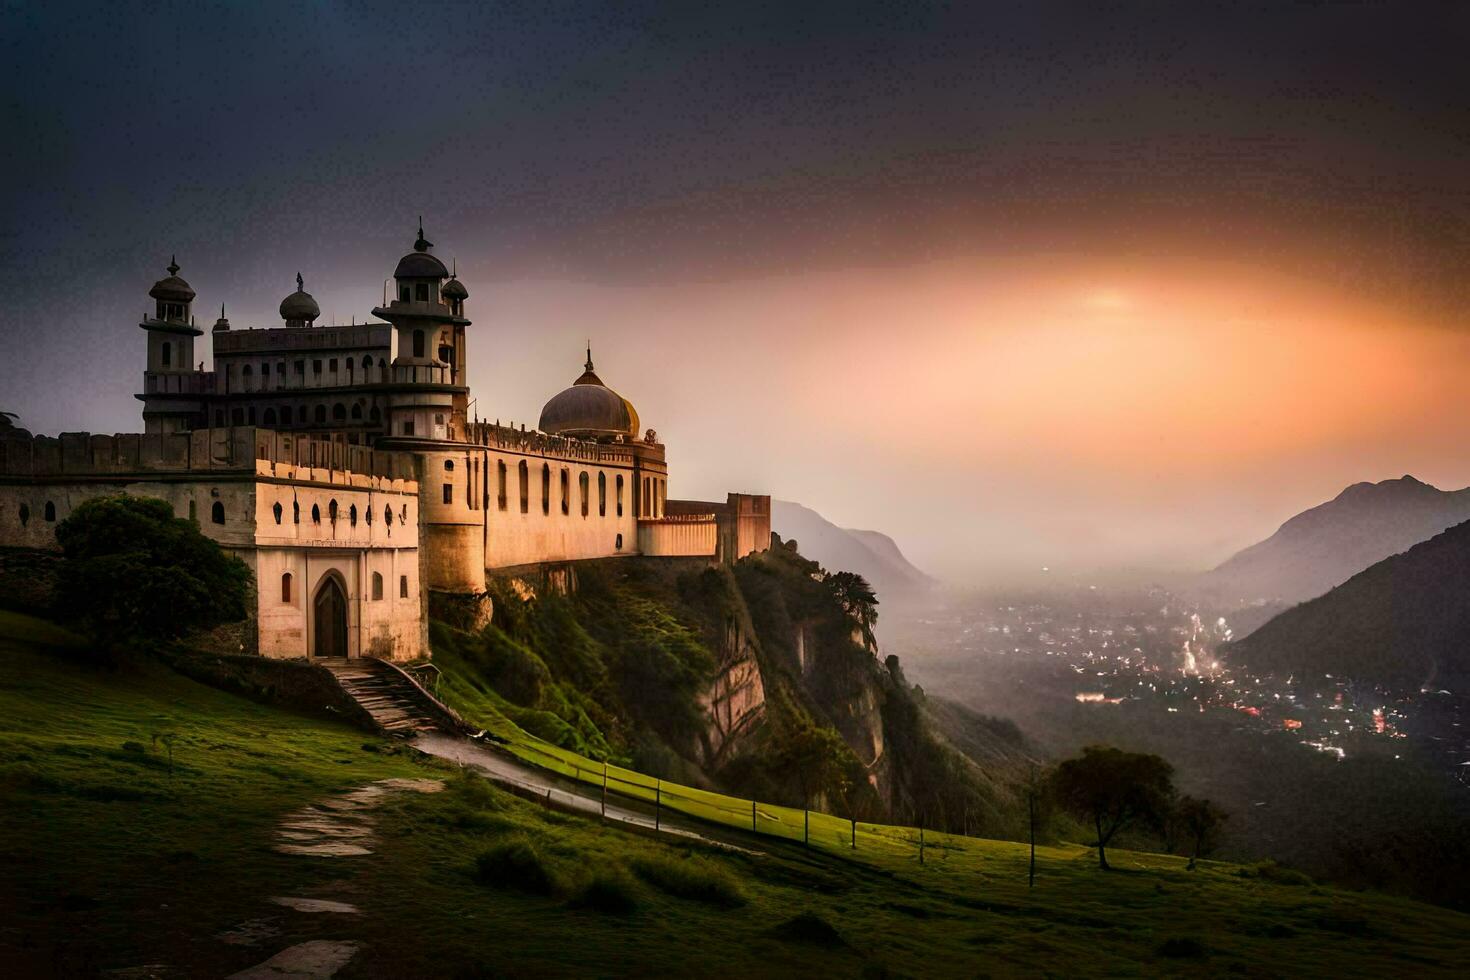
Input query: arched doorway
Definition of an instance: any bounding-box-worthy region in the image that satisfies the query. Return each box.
[313,575,348,658]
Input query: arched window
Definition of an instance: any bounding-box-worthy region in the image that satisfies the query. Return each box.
[43,501,56,522]
[351,403,362,420]
[401,504,407,522]
[328,499,338,522]
[18,503,29,526]
[242,364,253,389]
[519,461,529,513]
[384,505,393,526]
[162,341,172,367]
[598,471,606,516]
[361,355,371,370]
[413,330,426,358]
[365,504,373,525]
[616,532,623,550]
[370,405,382,422]
[311,503,321,523]
[263,407,277,426]
[579,471,589,517]
[541,464,551,515]
[415,282,429,302]
[293,500,300,524]
[189,499,196,521]
[231,408,245,425]
[399,575,408,598]
[497,461,508,511]
[273,501,283,524]
[332,403,346,421]
[616,474,624,517]
[372,572,384,601]
[281,572,292,603]
[314,404,326,424]
[444,459,454,471]
[560,469,570,515]
[349,504,358,527]
[400,285,411,303]
[211,501,225,525]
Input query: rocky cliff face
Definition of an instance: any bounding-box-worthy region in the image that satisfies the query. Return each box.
[451,545,1024,831]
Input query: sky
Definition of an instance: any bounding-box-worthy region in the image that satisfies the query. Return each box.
[3,1,1470,582]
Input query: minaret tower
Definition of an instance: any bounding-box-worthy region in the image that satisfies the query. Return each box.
[371,220,471,441]
[138,257,205,434]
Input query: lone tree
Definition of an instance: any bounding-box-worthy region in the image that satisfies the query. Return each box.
[54,495,251,648]
[1051,745,1175,870]
[826,570,879,650]
[1172,795,1227,870]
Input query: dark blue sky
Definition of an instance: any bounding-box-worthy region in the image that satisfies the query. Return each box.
[3,0,1468,430]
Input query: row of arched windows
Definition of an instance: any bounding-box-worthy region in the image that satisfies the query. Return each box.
[226,355,389,393]
[478,460,628,519]
[279,571,409,604]
[271,497,407,530]
[214,401,383,429]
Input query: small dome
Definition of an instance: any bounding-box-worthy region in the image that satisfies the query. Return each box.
[393,219,448,279]
[149,257,195,303]
[538,350,640,439]
[394,250,449,279]
[442,277,468,300]
[212,304,231,333]
[279,272,319,322]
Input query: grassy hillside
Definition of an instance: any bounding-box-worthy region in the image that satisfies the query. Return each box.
[4,610,1470,976]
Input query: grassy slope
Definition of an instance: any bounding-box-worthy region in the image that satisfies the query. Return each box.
[3,611,1469,977]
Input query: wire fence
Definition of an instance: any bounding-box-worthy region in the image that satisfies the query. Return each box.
[501,735,943,864]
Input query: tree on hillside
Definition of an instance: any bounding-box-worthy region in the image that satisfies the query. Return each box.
[772,722,858,810]
[54,495,251,648]
[1171,796,1227,870]
[826,570,879,651]
[1051,745,1175,870]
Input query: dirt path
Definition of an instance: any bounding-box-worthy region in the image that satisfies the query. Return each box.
[220,778,444,980]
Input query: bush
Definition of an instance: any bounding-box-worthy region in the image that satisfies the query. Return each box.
[474,836,561,895]
[631,854,747,907]
[53,496,251,647]
[572,868,640,915]
[1237,860,1312,887]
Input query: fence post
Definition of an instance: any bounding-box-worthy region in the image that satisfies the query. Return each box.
[804,809,809,847]
[851,817,856,850]
[752,799,757,833]
[601,761,608,821]
[919,817,925,866]
[655,779,661,831]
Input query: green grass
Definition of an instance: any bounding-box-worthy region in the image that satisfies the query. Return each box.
[5,609,1470,977]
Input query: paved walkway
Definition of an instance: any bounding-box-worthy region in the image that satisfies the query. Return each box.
[411,732,763,854]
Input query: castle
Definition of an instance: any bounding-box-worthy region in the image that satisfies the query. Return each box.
[0,225,770,660]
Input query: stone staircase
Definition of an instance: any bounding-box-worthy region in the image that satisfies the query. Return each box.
[317,657,451,736]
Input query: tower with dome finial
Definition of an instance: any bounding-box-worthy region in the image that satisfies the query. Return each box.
[139,256,206,433]
[371,219,472,442]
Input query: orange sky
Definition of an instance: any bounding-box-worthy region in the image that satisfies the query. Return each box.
[471,253,1470,582]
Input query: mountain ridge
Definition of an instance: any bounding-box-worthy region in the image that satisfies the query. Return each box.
[771,500,935,597]
[1197,475,1470,604]
[1223,517,1470,689]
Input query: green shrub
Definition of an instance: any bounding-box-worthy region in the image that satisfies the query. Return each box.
[474,836,561,895]
[631,854,746,907]
[572,868,641,915]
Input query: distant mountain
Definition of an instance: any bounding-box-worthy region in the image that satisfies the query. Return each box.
[771,500,934,597]
[1224,519,1470,690]
[1198,476,1470,604]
